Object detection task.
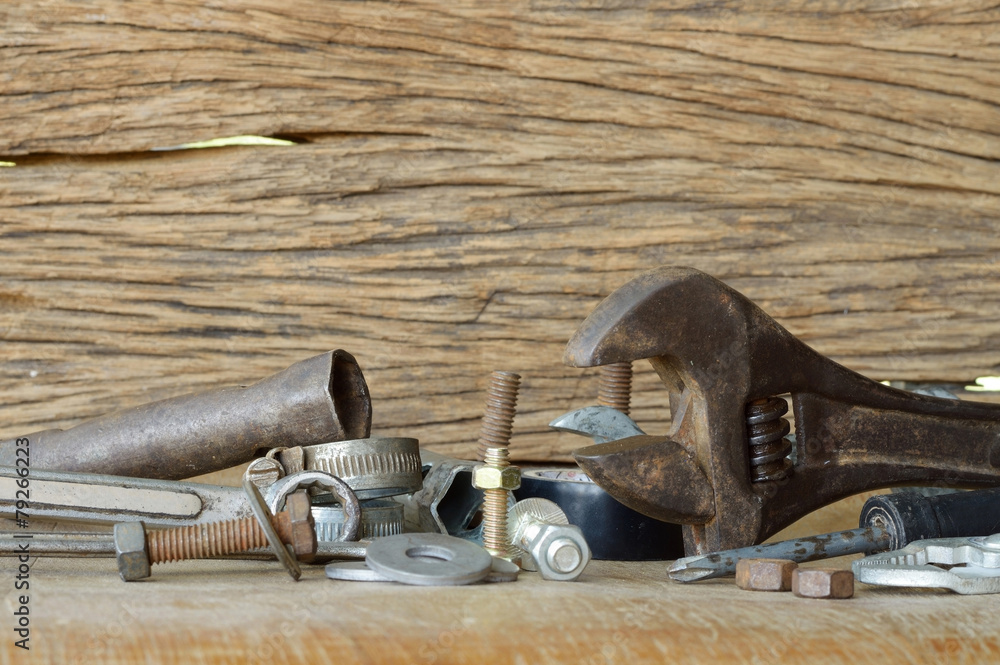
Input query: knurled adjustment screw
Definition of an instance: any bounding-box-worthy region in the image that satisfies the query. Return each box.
[472,370,521,561]
[114,489,316,582]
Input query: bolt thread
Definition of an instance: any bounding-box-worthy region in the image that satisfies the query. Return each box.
[476,371,520,462]
[483,446,510,468]
[480,445,512,557]
[482,488,511,557]
[597,362,633,415]
[146,517,268,564]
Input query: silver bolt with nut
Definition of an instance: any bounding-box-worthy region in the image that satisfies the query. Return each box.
[508,497,590,581]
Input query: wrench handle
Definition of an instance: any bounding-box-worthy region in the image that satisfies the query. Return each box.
[862,488,1000,550]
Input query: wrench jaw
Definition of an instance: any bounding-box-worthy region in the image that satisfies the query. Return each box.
[566,266,1000,554]
[565,266,773,554]
[572,435,715,526]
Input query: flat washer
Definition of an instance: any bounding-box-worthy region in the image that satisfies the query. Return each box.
[325,561,391,583]
[365,533,492,586]
[482,557,520,584]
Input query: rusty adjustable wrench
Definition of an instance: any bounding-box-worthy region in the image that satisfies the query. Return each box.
[565,267,1000,555]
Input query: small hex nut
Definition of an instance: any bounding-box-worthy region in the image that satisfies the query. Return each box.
[736,558,798,592]
[472,465,521,491]
[792,568,854,599]
[528,524,590,582]
[284,490,317,561]
[114,522,151,582]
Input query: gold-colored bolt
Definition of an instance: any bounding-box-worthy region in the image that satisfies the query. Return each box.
[597,362,633,415]
[472,371,521,561]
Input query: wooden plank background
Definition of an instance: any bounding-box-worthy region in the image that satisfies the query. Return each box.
[2,0,1000,462]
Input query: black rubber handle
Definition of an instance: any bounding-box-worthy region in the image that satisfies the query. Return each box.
[860,488,1000,550]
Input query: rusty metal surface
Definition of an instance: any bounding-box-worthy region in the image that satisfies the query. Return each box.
[0,350,371,480]
[735,558,797,592]
[565,267,1000,554]
[668,527,889,582]
[792,568,855,599]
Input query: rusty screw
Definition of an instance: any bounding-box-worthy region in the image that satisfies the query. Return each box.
[597,362,633,415]
[115,490,316,581]
[792,568,855,599]
[473,371,521,561]
[476,370,521,462]
[736,558,798,592]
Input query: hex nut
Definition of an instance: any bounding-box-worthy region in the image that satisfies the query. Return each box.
[284,490,317,561]
[736,558,798,592]
[528,523,590,582]
[114,522,151,582]
[471,465,521,491]
[792,568,854,599]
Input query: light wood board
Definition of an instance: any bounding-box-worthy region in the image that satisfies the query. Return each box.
[1,492,997,665]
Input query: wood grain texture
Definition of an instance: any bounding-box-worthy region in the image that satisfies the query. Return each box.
[3,485,997,665]
[2,1,1000,461]
[5,542,999,664]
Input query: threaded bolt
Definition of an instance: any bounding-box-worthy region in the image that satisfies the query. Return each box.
[481,447,515,559]
[145,513,298,563]
[115,491,315,581]
[597,362,633,415]
[476,371,520,461]
[472,371,521,561]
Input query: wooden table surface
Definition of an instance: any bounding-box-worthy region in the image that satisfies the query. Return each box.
[3,490,998,665]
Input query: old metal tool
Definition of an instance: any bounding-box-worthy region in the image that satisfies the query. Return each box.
[0,466,252,526]
[0,466,404,539]
[395,451,481,536]
[853,533,1000,594]
[549,406,645,445]
[0,350,371,480]
[670,481,1000,581]
[543,403,684,561]
[670,526,889,582]
[566,266,1000,554]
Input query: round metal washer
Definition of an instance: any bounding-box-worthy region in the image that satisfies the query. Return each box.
[482,557,520,584]
[325,561,392,583]
[365,533,493,586]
